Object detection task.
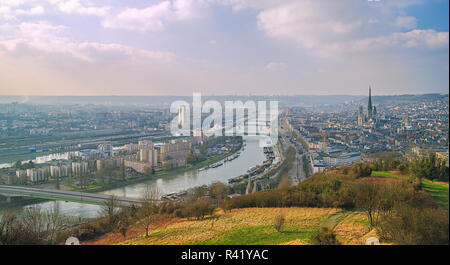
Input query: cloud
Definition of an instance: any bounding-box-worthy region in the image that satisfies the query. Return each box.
[392,29,449,49]
[214,0,293,11]
[395,16,417,30]
[338,29,448,51]
[0,38,24,51]
[254,0,448,57]
[1,1,44,19]
[15,6,45,16]
[76,42,176,62]
[256,1,362,52]
[48,0,110,16]
[0,0,447,95]
[18,21,67,37]
[0,0,34,8]
[296,30,448,58]
[102,1,172,32]
[265,62,286,70]
[0,21,175,62]
[173,0,200,20]
[0,6,15,20]
[102,0,204,32]
[0,7,11,14]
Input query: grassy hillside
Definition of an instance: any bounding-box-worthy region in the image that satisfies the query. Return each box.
[422,180,449,210]
[371,171,449,210]
[86,207,374,245]
[81,164,448,246]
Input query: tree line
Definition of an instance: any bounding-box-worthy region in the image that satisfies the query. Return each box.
[220,159,449,245]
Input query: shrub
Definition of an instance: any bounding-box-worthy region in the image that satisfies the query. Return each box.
[0,208,69,245]
[210,182,229,204]
[273,213,285,232]
[118,226,127,239]
[72,217,112,241]
[377,203,449,245]
[158,201,183,216]
[311,227,340,245]
[350,163,372,178]
[219,199,234,213]
[412,177,423,191]
[182,198,215,220]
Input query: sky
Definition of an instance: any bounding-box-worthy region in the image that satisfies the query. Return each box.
[0,0,448,96]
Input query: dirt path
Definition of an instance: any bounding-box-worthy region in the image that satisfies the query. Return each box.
[322,210,352,230]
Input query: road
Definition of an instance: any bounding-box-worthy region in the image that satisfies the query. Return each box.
[0,185,146,206]
[279,114,311,185]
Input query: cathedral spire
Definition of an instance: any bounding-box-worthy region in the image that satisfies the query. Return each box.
[367,85,373,120]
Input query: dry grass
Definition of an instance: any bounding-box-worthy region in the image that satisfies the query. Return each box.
[126,207,340,245]
[279,239,308,245]
[333,212,373,245]
[85,207,376,245]
[83,214,178,245]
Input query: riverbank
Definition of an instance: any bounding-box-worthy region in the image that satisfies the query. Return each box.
[0,197,48,211]
[66,142,243,194]
[1,136,270,220]
[0,141,244,211]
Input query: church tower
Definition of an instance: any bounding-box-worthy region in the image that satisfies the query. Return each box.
[367,86,373,121]
[357,105,364,126]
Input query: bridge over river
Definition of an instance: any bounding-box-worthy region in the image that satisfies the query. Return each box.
[0,185,145,206]
[0,137,268,218]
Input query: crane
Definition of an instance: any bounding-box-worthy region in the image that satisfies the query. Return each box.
[309,131,361,152]
[310,132,329,152]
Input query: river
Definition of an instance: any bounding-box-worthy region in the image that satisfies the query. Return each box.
[1,136,268,218]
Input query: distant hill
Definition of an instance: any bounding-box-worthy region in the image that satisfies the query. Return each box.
[0,94,447,107]
[367,93,449,105]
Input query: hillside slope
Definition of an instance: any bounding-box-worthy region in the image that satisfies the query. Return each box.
[85,207,375,245]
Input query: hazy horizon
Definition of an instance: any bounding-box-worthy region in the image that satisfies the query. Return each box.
[1,92,448,97]
[0,93,447,107]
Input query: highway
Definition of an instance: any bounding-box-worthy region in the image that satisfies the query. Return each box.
[279,113,311,184]
[0,185,146,206]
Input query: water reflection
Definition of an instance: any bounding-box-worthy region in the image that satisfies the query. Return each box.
[2,137,267,218]
[101,137,266,198]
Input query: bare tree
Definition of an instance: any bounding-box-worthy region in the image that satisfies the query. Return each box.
[210,213,221,229]
[1,207,67,245]
[354,181,381,228]
[100,195,119,226]
[0,211,23,244]
[273,212,285,232]
[138,185,160,238]
[22,206,46,243]
[45,208,64,244]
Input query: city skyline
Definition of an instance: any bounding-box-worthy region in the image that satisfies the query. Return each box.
[0,0,449,96]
